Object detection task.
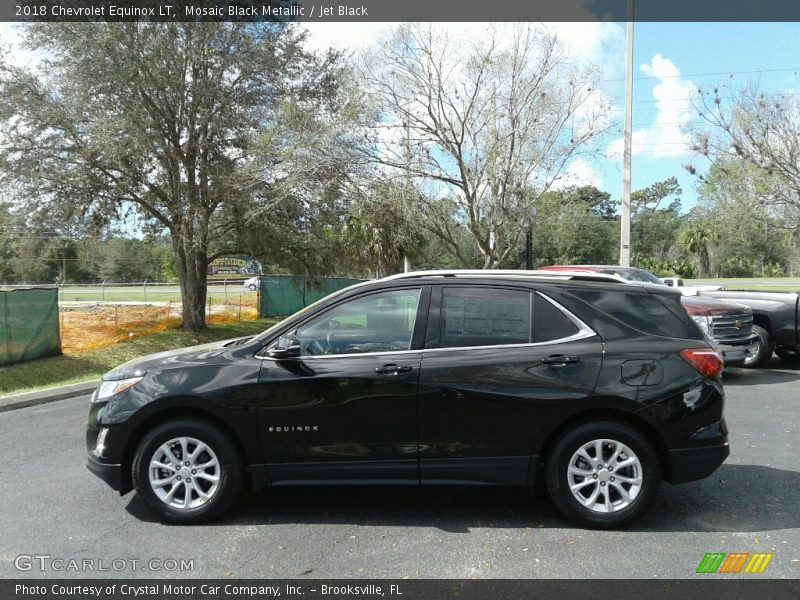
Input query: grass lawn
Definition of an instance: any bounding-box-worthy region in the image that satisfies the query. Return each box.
[686,277,800,292]
[0,319,279,396]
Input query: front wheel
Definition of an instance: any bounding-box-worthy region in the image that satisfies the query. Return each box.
[545,421,660,528]
[775,347,800,363]
[742,325,773,368]
[132,417,243,524]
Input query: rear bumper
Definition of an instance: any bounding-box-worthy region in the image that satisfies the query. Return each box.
[86,454,124,493]
[663,442,730,484]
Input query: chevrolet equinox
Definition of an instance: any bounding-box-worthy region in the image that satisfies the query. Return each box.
[86,270,729,528]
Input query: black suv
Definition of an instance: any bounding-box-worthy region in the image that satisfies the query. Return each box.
[86,270,729,528]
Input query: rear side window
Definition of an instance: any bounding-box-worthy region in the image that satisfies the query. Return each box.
[533,294,579,342]
[440,287,530,347]
[571,289,697,338]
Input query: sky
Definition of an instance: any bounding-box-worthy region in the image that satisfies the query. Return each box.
[2,21,800,213]
[301,21,800,212]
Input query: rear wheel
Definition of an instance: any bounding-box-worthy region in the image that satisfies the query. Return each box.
[132,417,243,524]
[742,325,773,368]
[545,421,660,528]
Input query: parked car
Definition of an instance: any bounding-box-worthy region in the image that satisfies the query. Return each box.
[87,270,728,528]
[243,276,260,291]
[537,266,759,367]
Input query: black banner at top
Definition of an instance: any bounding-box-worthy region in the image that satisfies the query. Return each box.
[3,0,800,23]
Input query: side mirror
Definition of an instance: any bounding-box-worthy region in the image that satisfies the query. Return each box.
[267,334,301,359]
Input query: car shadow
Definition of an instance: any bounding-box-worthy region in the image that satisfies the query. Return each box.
[125,463,798,534]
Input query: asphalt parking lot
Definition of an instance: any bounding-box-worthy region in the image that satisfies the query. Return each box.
[1,359,798,579]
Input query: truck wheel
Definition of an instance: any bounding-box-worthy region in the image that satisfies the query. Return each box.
[775,348,800,363]
[743,325,773,368]
[545,421,660,529]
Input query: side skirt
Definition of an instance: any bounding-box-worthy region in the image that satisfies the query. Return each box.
[249,456,539,489]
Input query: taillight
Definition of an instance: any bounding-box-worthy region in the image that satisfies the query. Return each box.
[679,348,724,378]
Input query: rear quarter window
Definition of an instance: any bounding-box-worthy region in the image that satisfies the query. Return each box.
[533,294,580,342]
[570,289,700,339]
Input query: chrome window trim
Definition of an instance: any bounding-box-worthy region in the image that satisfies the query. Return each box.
[257,290,597,361]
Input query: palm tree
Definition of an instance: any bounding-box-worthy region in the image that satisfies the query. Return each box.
[679,224,717,278]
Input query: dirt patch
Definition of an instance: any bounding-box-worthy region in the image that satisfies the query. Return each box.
[59,298,258,354]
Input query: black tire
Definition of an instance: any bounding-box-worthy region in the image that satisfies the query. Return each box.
[545,420,660,529]
[248,284,257,291]
[132,417,243,524]
[775,347,800,363]
[742,325,773,369]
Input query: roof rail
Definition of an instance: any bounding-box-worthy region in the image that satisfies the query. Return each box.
[379,269,626,284]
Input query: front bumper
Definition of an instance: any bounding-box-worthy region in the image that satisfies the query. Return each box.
[86,454,124,492]
[717,336,759,366]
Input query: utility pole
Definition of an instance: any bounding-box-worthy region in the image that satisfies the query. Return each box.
[620,0,634,267]
[525,203,537,270]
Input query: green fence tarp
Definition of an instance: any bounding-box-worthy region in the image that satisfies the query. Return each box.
[0,288,61,366]
[258,276,366,318]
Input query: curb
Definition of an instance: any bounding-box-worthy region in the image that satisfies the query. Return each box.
[0,380,100,413]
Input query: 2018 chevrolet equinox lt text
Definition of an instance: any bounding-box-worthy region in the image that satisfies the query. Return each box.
[86,270,729,528]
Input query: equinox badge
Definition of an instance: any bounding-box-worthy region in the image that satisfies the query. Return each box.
[268,426,319,432]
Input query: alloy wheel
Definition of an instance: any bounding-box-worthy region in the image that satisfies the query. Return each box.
[566,438,643,513]
[148,436,221,510]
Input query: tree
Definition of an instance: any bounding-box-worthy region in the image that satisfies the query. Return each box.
[532,186,618,266]
[340,181,428,277]
[691,160,795,276]
[679,223,717,278]
[630,178,684,263]
[691,85,800,230]
[359,24,612,268]
[0,23,341,330]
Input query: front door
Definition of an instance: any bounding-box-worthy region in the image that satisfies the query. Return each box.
[256,287,427,484]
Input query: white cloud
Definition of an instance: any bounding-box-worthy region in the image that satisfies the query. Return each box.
[302,22,625,77]
[546,22,626,81]
[553,157,603,190]
[606,53,697,159]
[301,23,390,54]
[0,23,42,69]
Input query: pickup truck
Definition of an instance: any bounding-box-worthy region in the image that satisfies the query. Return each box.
[661,277,724,292]
[537,265,760,367]
[694,290,800,367]
[659,278,800,367]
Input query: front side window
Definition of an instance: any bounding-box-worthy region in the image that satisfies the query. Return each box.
[439,287,531,348]
[296,289,421,356]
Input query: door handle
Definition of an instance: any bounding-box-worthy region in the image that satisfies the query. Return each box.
[375,364,413,375]
[541,355,581,367]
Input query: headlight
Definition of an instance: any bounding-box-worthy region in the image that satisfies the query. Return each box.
[92,376,145,402]
[691,315,712,337]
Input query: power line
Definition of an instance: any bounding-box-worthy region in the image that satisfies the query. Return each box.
[595,66,800,84]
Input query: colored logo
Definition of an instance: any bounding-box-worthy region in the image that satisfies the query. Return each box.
[696,552,773,574]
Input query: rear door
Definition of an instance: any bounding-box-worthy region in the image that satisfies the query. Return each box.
[417,285,603,485]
